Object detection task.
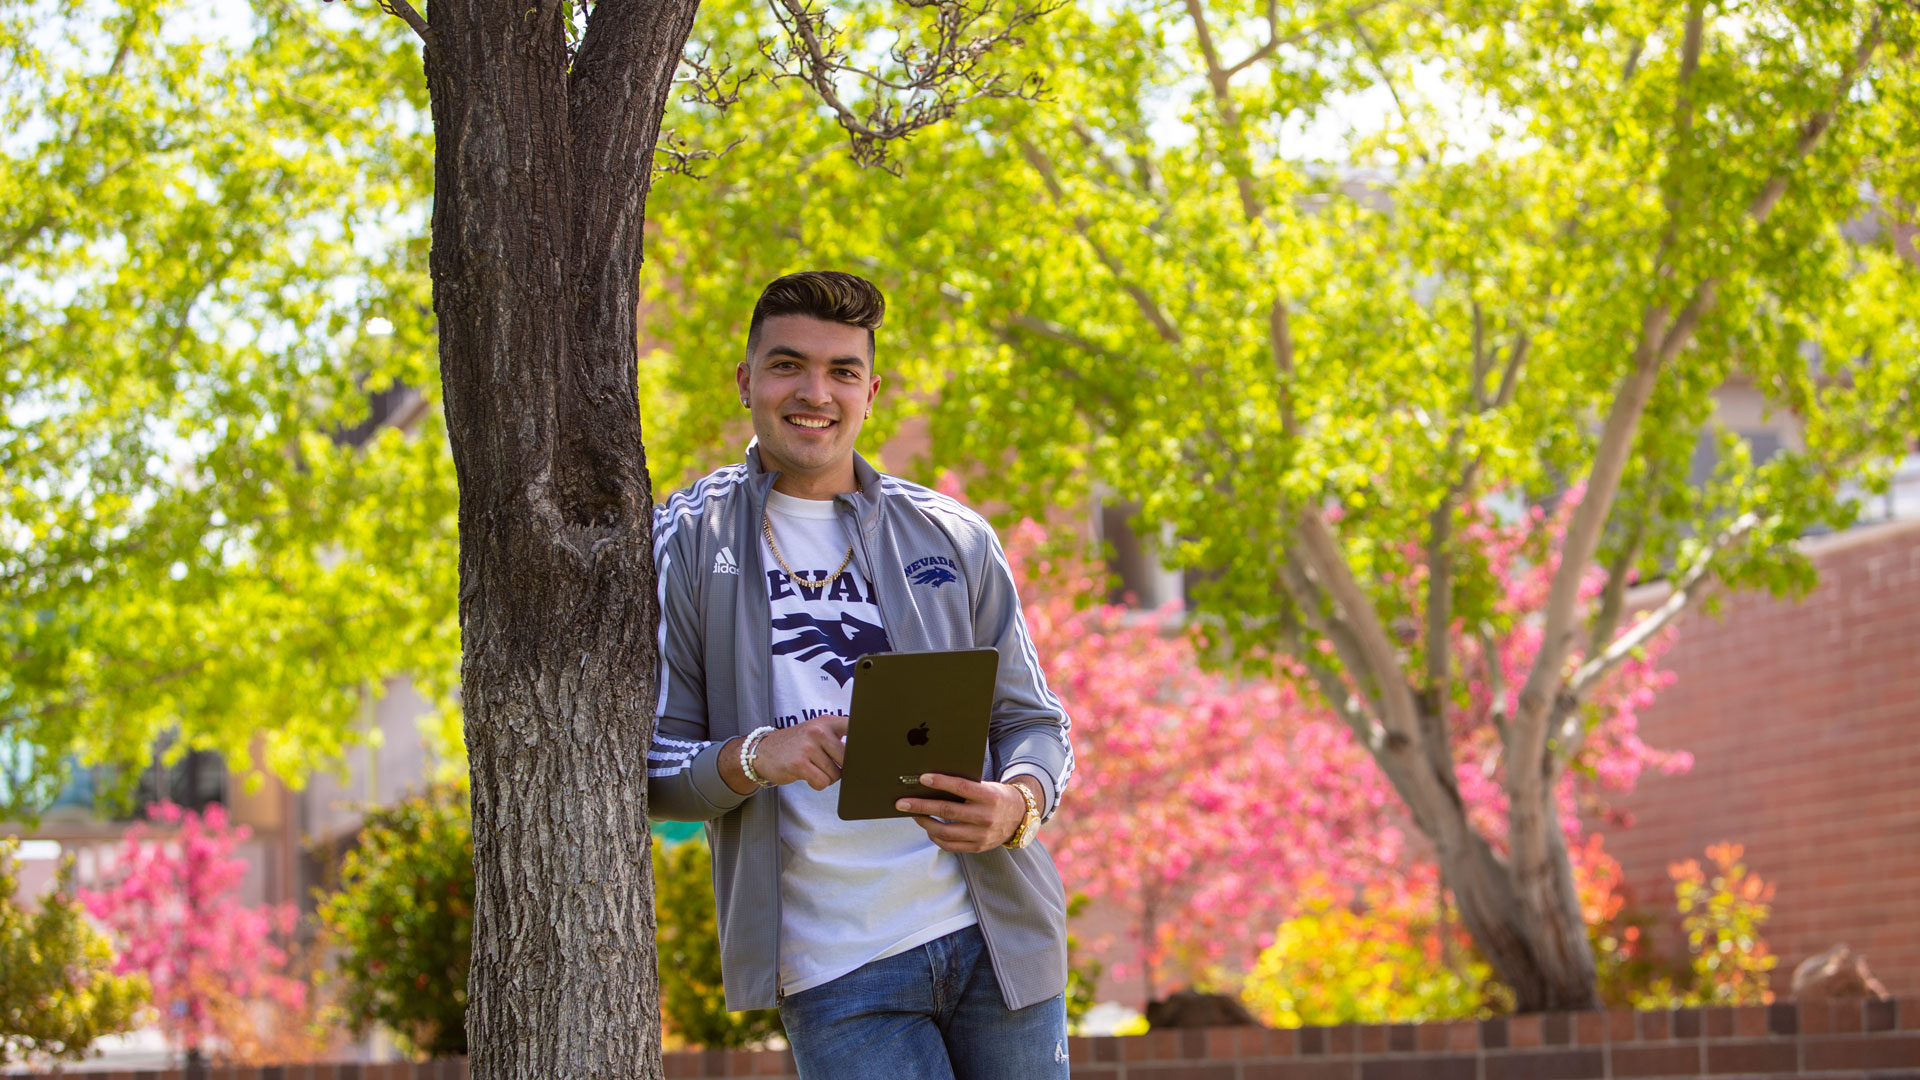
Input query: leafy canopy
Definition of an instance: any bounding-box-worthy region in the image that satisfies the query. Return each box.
[0,0,451,813]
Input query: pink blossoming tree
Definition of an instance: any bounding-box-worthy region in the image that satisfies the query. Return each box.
[998,484,1690,997]
[80,802,306,1061]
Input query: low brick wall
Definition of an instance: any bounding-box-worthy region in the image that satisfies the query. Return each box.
[9,1000,1915,1079]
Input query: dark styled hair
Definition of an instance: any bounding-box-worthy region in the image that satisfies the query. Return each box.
[745,270,885,363]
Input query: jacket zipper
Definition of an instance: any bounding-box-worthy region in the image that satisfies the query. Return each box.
[839,494,1015,1007]
[754,474,789,1009]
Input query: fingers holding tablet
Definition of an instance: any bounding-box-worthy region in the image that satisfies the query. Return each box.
[896,774,1031,853]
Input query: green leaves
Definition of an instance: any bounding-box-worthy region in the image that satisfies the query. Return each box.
[645,0,1919,701]
[652,836,783,1050]
[0,841,149,1065]
[1,0,449,811]
[316,783,473,1058]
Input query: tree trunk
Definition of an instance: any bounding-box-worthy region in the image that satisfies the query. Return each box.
[1362,701,1602,1013]
[1435,798,1601,1012]
[422,0,700,1075]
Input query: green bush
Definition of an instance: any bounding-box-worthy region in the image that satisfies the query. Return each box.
[317,784,473,1058]
[653,834,783,1050]
[1064,893,1101,1032]
[0,839,148,1065]
[1240,876,1500,1027]
[317,791,785,1055]
[1634,843,1777,1008]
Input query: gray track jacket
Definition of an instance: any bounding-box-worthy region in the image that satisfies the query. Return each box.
[646,443,1075,1012]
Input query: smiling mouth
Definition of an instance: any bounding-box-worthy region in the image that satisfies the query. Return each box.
[785,416,836,430]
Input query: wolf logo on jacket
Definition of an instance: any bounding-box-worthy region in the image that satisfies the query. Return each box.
[905,555,960,589]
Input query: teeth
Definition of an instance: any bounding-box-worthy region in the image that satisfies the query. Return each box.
[789,417,833,429]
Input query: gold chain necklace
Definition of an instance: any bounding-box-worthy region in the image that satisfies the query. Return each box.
[762,511,854,590]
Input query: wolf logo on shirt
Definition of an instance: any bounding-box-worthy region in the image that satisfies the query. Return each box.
[771,612,891,686]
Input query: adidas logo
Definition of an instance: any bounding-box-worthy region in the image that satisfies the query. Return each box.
[713,547,739,575]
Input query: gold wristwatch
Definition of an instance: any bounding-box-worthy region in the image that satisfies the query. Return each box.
[1003,780,1041,850]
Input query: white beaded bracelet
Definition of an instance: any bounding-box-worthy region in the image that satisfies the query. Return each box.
[739,725,777,788]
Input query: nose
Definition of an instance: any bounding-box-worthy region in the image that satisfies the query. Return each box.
[795,370,833,406]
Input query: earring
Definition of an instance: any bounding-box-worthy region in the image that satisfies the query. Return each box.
[864,408,872,418]
[742,400,750,409]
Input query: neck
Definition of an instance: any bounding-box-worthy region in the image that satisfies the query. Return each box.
[769,462,858,501]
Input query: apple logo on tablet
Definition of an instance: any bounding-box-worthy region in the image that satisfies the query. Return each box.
[907,723,930,747]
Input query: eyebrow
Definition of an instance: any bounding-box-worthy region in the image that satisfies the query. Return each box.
[763,344,869,369]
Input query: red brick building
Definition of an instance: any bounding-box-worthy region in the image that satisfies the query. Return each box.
[1603,518,1920,999]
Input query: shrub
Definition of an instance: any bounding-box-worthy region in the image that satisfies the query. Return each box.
[653,835,782,1050]
[317,783,473,1058]
[0,840,148,1065]
[1635,842,1777,1007]
[1064,894,1101,1032]
[1575,833,1670,1008]
[317,791,785,1055]
[1240,872,1500,1027]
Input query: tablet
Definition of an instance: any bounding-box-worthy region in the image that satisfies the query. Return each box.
[836,647,998,821]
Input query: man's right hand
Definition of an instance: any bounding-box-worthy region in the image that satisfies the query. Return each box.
[720,714,849,794]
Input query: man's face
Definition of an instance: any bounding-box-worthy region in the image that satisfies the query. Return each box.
[737,314,881,487]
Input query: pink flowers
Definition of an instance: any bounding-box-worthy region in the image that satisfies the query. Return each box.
[79,802,305,1056]
[996,479,1689,994]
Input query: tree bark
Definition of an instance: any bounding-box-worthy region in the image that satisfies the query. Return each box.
[422,0,701,1075]
[1437,799,1601,1013]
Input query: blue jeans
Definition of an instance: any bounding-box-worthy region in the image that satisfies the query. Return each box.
[777,925,1070,1080]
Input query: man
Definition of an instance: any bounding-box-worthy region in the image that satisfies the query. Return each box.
[647,271,1075,1079]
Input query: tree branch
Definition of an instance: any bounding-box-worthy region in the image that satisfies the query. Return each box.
[1654,14,1883,358]
[1222,0,1395,77]
[1747,14,1883,224]
[1283,522,1477,850]
[1490,331,1528,410]
[378,0,431,44]
[1275,597,1463,849]
[1278,552,1389,731]
[1567,512,1757,702]
[1004,310,1124,362]
[1277,609,1390,756]
[1269,296,1297,436]
[1508,306,1666,827]
[1350,17,1428,164]
[1293,509,1423,740]
[1424,486,1458,696]
[1179,0,1260,220]
[1469,301,1488,406]
[1427,325,1527,705]
[1019,140,1184,343]
[1619,36,1646,88]
[1068,119,1139,193]
[1584,506,1649,664]
[1480,627,1509,741]
[762,0,1054,172]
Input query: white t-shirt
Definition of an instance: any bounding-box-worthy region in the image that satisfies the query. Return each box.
[761,489,978,996]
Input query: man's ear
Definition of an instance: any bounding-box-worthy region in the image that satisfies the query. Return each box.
[736,361,752,407]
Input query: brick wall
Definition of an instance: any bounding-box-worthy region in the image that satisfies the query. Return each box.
[9,1001,1916,1079]
[1603,519,1920,999]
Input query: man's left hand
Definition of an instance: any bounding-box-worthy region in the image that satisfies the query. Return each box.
[896,774,1035,853]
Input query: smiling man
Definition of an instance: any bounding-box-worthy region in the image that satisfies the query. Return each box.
[646,271,1075,1079]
